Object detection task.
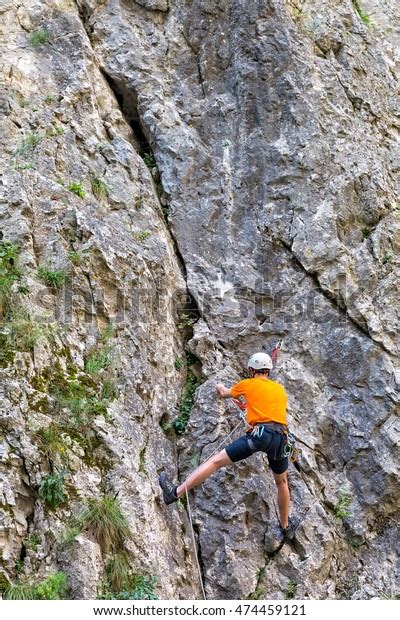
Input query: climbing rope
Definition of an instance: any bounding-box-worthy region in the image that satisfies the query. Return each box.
[185,483,206,600]
[184,419,242,600]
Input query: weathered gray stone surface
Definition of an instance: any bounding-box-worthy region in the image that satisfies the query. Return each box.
[0,0,399,601]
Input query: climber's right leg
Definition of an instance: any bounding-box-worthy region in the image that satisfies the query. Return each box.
[159,449,233,505]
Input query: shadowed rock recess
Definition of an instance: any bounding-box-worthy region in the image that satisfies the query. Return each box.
[0,0,398,601]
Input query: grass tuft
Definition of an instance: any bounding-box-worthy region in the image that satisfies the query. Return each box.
[90,175,109,201]
[4,572,68,600]
[37,266,66,289]
[77,495,130,554]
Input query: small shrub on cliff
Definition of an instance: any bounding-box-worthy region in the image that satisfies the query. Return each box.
[68,249,87,265]
[334,491,352,520]
[35,572,68,600]
[38,470,66,508]
[36,424,68,462]
[29,29,51,46]
[3,583,38,600]
[77,495,130,554]
[17,133,42,155]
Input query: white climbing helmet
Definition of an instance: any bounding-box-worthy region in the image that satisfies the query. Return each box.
[247,352,273,370]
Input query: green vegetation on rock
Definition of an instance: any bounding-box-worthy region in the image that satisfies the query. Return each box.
[334,491,352,520]
[285,579,298,599]
[172,370,199,435]
[77,495,130,554]
[99,574,158,600]
[37,266,66,289]
[67,181,86,199]
[39,470,66,508]
[351,0,371,25]
[4,572,68,600]
[29,29,51,46]
[90,174,109,200]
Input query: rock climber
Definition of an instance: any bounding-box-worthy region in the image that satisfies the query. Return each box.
[159,352,299,542]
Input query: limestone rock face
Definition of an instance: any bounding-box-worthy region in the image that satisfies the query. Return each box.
[0,0,399,601]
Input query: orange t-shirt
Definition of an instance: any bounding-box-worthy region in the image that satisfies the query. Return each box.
[230,378,288,427]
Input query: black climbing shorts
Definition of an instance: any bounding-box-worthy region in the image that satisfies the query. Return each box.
[225,426,289,474]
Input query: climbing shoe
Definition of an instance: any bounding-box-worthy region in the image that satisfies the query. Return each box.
[158,472,178,505]
[281,516,300,542]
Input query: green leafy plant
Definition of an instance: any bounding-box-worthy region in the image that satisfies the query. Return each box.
[334,491,352,520]
[24,533,40,552]
[44,95,55,104]
[351,0,371,25]
[285,579,298,600]
[35,572,68,600]
[382,252,393,264]
[362,227,372,239]
[132,230,151,242]
[177,312,196,330]
[99,574,158,600]
[38,471,66,508]
[29,29,51,46]
[53,379,109,422]
[77,495,130,554]
[172,371,199,435]
[90,175,109,200]
[142,153,156,169]
[37,266,66,289]
[67,182,85,199]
